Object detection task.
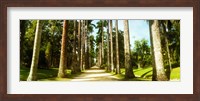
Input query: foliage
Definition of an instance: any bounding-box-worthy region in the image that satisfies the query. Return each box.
[131,39,151,68]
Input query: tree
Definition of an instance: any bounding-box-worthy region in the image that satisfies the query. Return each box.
[20,20,28,65]
[150,20,168,81]
[124,20,135,78]
[160,21,172,79]
[27,20,43,81]
[133,39,151,68]
[57,20,68,78]
[106,20,111,72]
[110,20,114,72]
[81,20,86,71]
[71,20,80,73]
[78,20,81,71]
[115,20,120,74]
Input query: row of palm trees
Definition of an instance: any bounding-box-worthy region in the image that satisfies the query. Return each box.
[27,20,169,81]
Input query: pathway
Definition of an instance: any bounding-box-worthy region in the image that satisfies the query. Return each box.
[70,66,120,81]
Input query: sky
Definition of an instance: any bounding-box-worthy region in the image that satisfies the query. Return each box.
[91,20,150,50]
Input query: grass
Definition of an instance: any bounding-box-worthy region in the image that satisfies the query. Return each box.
[20,67,82,81]
[111,67,180,81]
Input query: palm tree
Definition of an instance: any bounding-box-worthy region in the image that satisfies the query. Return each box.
[27,20,43,81]
[107,20,110,72]
[71,20,80,73]
[101,20,104,65]
[78,20,81,71]
[124,20,135,78]
[115,20,120,74]
[110,20,114,72]
[57,20,68,78]
[20,20,28,65]
[161,21,172,80]
[81,20,86,70]
[150,20,168,81]
[96,20,104,67]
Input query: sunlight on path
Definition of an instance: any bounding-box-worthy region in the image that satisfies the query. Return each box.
[70,66,120,81]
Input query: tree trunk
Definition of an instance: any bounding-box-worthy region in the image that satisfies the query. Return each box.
[124,20,135,79]
[57,20,68,78]
[80,20,84,71]
[115,20,120,74]
[88,35,91,68]
[107,20,111,72]
[101,20,104,65]
[20,20,26,66]
[149,21,157,81]
[78,20,81,71]
[161,21,172,80]
[150,20,168,81]
[27,20,43,81]
[82,20,85,70]
[110,20,114,72]
[71,20,79,73]
[85,20,89,69]
[99,43,102,67]
[45,42,52,69]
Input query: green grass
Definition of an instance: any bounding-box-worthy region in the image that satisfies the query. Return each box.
[20,67,82,81]
[170,67,180,80]
[111,67,180,81]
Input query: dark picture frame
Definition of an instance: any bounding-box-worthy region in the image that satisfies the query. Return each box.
[0,0,199,101]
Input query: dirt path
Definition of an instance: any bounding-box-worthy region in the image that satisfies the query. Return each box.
[70,66,120,81]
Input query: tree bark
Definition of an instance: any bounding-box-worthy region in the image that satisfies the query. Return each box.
[124,20,135,78]
[82,20,85,70]
[78,20,81,71]
[149,21,157,81]
[85,20,89,69]
[115,20,120,74]
[57,20,68,78]
[101,20,104,65]
[161,21,172,80]
[71,20,80,73]
[107,20,111,72]
[150,20,168,81]
[27,20,43,81]
[110,20,114,72]
[20,20,26,66]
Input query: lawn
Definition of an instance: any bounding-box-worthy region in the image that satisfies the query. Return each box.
[20,67,81,81]
[111,67,180,81]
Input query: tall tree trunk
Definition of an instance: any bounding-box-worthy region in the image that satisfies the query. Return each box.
[45,42,52,69]
[99,43,102,67]
[161,21,172,80]
[57,20,68,78]
[150,20,168,81]
[27,20,43,81]
[149,21,157,81]
[115,20,120,74]
[89,35,91,68]
[124,20,135,79]
[71,20,79,73]
[82,20,85,70]
[109,20,114,72]
[80,20,84,71]
[101,20,104,65]
[20,20,26,66]
[107,20,111,72]
[78,20,81,71]
[85,20,89,69]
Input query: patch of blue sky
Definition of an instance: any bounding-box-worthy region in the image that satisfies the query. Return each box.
[91,20,150,50]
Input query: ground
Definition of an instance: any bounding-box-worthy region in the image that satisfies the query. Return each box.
[70,66,120,81]
[20,66,180,81]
